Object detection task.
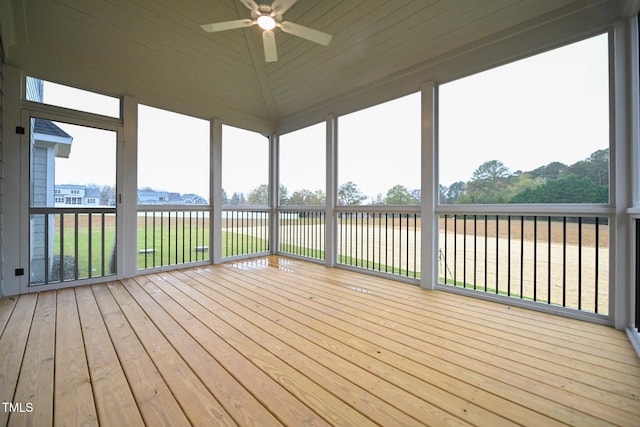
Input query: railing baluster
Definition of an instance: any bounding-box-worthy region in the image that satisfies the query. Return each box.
[548,216,552,304]
[74,212,79,280]
[60,213,65,281]
[495,215,499,294]
[507,216,511,296]
[463,215,467,288]
[595,217,600,313]
[473,215,477,289]
[563,216,567,307]
[44,213,50,285]
[453,214,457,286]
[88,213,93,279]
[520,216,524,299]
[578,217,583,310]
[102,213,107,275]
[534,216,538,301]
[484,215,487,292]
[444,214,448,284]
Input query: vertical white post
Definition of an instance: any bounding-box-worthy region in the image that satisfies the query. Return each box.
[421,81,437,289]
[211,119,223,264]
[325,115,337,267]
[612,18,634,329]
[120,95,138,278]
[270,133,279,254]
[2,65,25,295]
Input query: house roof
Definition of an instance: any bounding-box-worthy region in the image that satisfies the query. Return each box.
[0,0,628,134]
[33,119,72,139]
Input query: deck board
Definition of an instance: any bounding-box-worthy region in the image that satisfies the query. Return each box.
[9,292,56,427]
[0,256,639,426]
[55,288,98,426]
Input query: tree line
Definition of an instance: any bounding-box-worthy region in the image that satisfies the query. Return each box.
[440,148,609,204]
[222,147,609,206]
[223,182,421,206]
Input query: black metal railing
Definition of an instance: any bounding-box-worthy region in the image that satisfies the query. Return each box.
[278,209,325,261]
[29,207,117,285]
[137,206,210,270]
[438,213,609,314]
[222,208,269,259]
[337,208,421,279]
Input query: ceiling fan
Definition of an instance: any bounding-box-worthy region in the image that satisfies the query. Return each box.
[200,0,332,62]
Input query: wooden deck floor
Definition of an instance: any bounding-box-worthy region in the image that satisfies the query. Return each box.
[1,256,639,426]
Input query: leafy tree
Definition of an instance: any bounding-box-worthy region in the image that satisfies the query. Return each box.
[529,161,568,181]
[230,192,245,205]
[247,184,269,205]
[385,184,417,204]
[565,148,609,186]
[100,184,115,205]
[458,160,511,204]
[338,181,366,205]
[287,189,313,205]
[440,181,465,204]
[279,184,289,206]
[510,175,608,203]
[221,188,229,204]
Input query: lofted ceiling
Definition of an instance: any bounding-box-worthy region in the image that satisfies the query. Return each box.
[0,0,626,133]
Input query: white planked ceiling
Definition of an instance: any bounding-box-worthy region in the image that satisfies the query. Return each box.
[0,0,623,133]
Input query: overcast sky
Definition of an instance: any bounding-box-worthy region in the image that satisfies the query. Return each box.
[44,32,609,201]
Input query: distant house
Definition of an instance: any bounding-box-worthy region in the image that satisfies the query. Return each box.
[137,189,170,204]
[54,184,102,206]
[137,189,208,205]
[181,193,208,205]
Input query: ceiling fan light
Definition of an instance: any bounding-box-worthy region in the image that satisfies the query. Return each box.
[257,15,276,30]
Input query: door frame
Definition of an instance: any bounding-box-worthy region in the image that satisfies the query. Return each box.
[20,105,124,293]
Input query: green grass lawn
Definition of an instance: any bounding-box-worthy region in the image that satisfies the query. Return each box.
[47,216,420,281]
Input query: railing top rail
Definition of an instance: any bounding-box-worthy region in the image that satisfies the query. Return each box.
[222,206,270,212]
[436,203,614,217]
[335,205,421,214]
[628,207,640,217]
[30,206,117,214]
[278,206,326,212]
[137,205,210,212]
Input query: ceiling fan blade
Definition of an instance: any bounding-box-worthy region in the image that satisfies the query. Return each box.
[262,30,278,62]
[271,0,298,15]
[279,21,332,46]
[200,19,255,33]
[238,0,259,11]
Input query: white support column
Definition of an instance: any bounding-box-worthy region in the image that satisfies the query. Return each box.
[421,81,437,289]
[211,119,223,264]
[612,17,635,330]
[1,66,25,295]
[325,115,337,268]
[269,133,279,254]
[120,96,138,278]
